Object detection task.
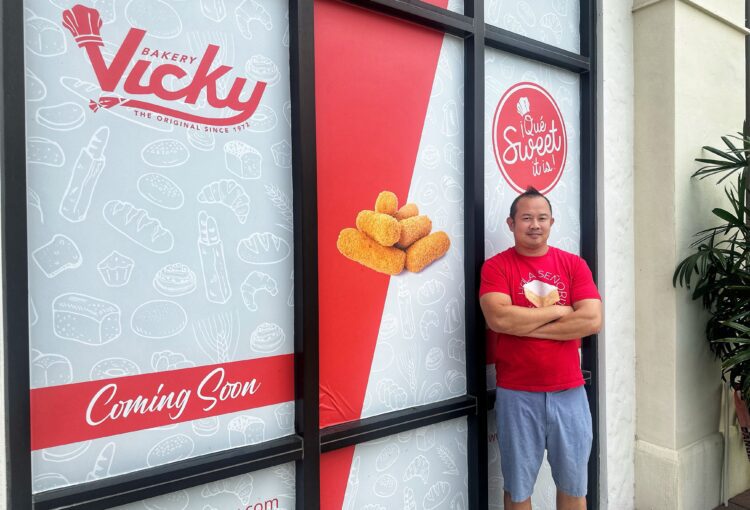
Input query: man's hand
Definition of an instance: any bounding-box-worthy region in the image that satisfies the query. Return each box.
[527,299,602,340]
[480,292,573,336]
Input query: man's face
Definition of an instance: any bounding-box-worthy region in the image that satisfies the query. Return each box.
[506,196,554,253]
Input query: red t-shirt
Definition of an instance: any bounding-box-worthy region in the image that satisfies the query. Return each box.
[479,246,600,391]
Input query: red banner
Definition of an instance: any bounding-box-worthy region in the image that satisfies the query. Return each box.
[30,354,294,450]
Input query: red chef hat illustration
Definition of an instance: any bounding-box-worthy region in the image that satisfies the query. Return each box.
[62,5,104,48]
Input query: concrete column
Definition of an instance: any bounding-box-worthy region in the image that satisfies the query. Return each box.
[634,1,748,508]
[599,0,636,508]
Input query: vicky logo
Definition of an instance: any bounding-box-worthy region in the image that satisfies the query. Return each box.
[61,4,266,127]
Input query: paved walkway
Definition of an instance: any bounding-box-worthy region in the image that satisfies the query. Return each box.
[716,489,750,510]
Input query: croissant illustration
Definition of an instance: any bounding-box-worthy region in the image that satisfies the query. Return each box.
[240,271,278,311]
[197,179,251,224]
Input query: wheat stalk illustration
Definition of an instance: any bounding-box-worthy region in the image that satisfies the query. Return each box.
[265,184,293,229]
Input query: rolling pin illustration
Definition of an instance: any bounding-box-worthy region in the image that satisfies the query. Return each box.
[198,211,232,304]
[59,126,109,222]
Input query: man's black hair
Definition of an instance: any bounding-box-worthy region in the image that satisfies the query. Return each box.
[509,186,552,219]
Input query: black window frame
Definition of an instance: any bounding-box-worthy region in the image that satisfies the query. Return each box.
[2,0,598,507]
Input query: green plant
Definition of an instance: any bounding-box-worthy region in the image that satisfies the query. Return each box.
[673,131,750,402]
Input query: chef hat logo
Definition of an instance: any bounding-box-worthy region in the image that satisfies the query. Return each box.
[62,5,104,48]
[516,97,530,116]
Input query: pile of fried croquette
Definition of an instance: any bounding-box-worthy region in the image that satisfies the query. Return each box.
[337,191,450,275]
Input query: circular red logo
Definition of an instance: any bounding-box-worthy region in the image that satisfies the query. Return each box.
[492,82,567,194]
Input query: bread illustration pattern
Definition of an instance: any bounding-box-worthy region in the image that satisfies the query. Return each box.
[197,179,251,224]
[27,0,299,491]
[27,137,64,167]
[237,232,290,264]
[240,271,278,311]
[137,173,184,210]
[103,200,174,253]
[523,279,560,308]
[32,234,82,278]
[52,293,121,345]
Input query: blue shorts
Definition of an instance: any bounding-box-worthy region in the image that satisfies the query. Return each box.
[495,385,592,502]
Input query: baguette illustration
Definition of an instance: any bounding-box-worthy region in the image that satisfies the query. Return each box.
[337,228,405,275]
[198,211,232,303]
[103,200,174,253]
[355,210,401,247]
[405,231,450,273]
[60,126,109,222]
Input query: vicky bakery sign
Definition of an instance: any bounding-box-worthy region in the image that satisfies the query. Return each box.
[26,0,294,467]
[61,4,268,130]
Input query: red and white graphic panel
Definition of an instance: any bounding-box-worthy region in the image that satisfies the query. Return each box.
[315,0,465,506]
[484,0,581,54]
[323,418,468,510]
[113,462,295,510]
[25,0,295,492]
[359,34,465,421]
[316,0,463,430]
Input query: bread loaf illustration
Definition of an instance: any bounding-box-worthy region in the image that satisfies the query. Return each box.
[27,137,64,167]
[26,11,66,57]
[53,293,121,345]
[32,234,82,278]
[224,140,261,179]
[237,232,290,264]
[103,200,174,253]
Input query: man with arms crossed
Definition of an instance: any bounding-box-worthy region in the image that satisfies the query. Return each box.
[479,187,602,510]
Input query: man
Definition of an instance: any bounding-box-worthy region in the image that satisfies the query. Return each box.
[479,187,602,510]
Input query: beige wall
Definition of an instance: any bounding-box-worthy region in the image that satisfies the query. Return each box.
[634,0,749,508]
[599,0,637,507]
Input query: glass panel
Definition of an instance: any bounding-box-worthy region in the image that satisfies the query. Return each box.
[114,462,295,510]
[315,0,465,429]
[485,0,581,54]
[321,417,469,509]
[484,48,582,506]
[25,0,294,492]
[484,48,581,257]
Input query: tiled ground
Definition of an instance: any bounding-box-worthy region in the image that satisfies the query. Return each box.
[715,489,750,510]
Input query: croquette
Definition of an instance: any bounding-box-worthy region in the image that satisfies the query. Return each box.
[394,203,419,220]
[405,231,450,272]
[337,228,406,275]
[397,215,432,248]
[375,191,398,215]
[356,210,401,246]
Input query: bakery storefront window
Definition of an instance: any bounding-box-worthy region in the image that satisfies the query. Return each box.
[25,0,295,493]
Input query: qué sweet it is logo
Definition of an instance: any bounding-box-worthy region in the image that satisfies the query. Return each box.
[61,4,266,127]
